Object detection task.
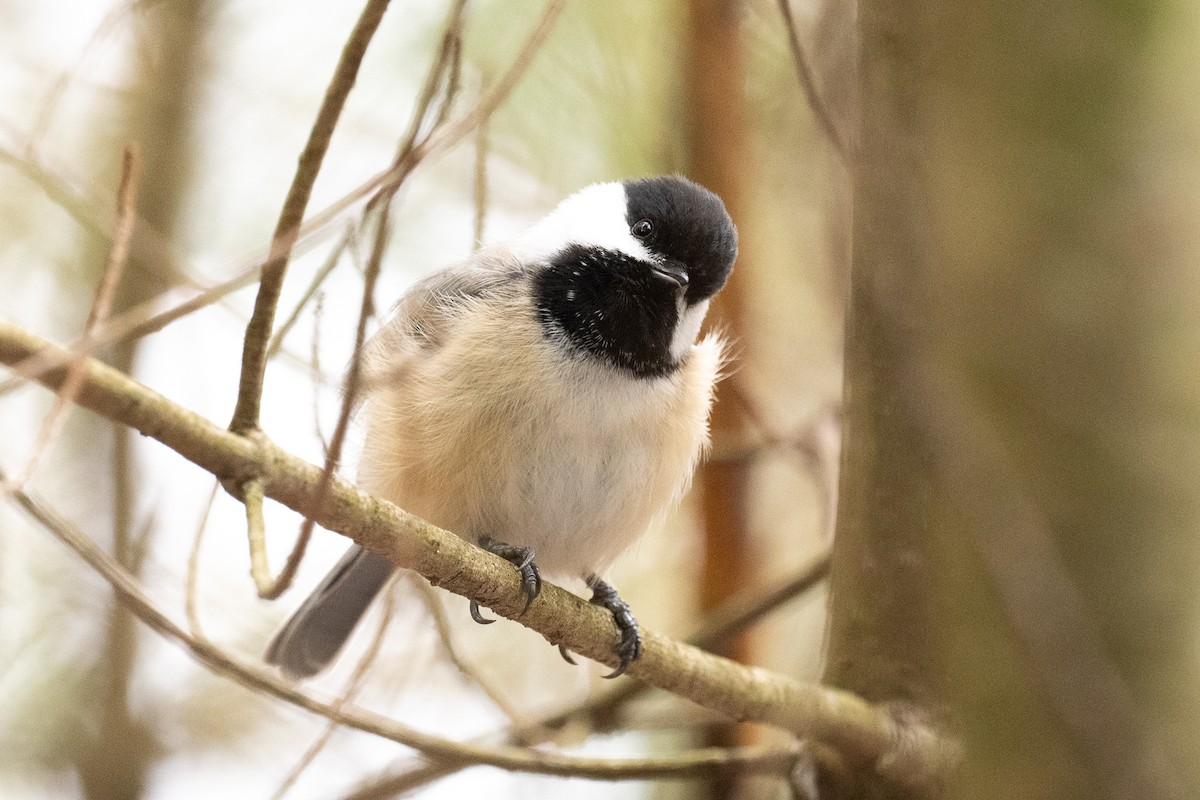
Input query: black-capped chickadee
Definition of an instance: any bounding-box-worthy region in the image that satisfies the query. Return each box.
[265,176,737,679]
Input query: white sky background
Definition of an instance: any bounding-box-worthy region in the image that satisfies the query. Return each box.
[0,2,698,798]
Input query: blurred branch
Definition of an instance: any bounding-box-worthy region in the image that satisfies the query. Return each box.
[3,144,141,492]
[690,547,831,648]
[229,0,393,437]
[0,321,956,789]
[472,120,489,249]
[185,480,220,637]
[26,0,171,155]
[308,294,331,456]
[775,0,849,160]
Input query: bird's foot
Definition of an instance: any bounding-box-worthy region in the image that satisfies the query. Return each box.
[469,536,542,624]
[584,573,642,679]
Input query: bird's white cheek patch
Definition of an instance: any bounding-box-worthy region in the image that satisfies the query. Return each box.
[513,182,651,263]
[670,300,709,361]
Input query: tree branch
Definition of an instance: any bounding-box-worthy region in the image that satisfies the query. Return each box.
[0,321,956,789]
[345,547,834,797]
[6,474,803,782]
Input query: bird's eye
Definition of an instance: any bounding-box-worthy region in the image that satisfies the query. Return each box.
[631,219,654,239]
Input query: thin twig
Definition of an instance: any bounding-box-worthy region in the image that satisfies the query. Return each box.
[390,0,470,169]
[775,0,848,160]
[185,480,221,638]
[244,478,278,596]
[309,293,330,456]
[3,144,141,492]
[229,0,393,436]
[472,119,489,250]
[5,475,806,782]
[266,226,354,359]
[428,19,465,135]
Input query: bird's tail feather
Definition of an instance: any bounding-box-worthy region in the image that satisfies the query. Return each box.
[264,545,394,679]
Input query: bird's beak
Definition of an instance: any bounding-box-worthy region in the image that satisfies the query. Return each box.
[649,261,689,291]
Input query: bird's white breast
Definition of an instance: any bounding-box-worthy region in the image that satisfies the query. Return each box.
[357,291,721,578]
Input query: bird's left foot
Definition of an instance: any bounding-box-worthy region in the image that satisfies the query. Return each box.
[469,536,542,624]
[584,574,642,679]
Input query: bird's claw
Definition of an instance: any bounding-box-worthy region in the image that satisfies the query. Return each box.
[473,536,542,622]
[469,599,495,624]
[586,574,642,679]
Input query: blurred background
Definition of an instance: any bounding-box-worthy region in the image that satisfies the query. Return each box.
[0,1,847,798]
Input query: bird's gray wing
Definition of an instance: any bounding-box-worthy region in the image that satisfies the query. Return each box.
[359,246,529,390]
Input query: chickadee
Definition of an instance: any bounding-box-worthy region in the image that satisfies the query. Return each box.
[265,175,737,679]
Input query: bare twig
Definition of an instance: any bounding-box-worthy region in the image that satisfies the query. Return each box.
[266,227,354,360]
[185,480,221,638]
[775,0,848,160]
[428,19,465,135]
[0,321,956,788]
[229,0,393,436]
[472,120,489,249]
[244,478,277,596]
[5,474,806,782]
[308,293,330,456]
[3,144,141,491]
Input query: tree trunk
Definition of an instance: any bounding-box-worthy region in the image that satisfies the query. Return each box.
[74,4,208,798]
[685,1,757,797]
[825,1,1200,798]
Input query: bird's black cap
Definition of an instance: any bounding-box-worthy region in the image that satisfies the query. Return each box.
[623,176,738,305]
